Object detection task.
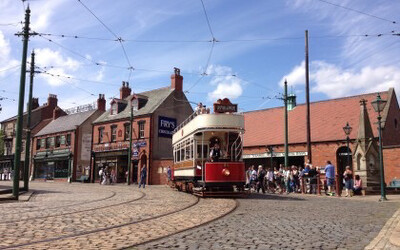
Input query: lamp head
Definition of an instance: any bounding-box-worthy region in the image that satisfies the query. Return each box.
[371,94,387,113]
[343,122,352,136]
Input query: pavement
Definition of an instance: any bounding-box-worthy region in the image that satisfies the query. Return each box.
[0,181,399,249]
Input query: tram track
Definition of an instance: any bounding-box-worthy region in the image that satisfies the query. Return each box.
[0,190,146,224]
[124,198,239,249]
[0,190,117,217]
[0,195,201,250]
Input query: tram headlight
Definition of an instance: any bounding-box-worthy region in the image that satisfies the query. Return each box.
[222,168,230,176]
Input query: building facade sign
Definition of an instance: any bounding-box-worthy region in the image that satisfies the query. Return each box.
[243,151,308,159]
[158,116,177,138]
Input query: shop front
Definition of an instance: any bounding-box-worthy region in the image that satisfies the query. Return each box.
[93,150,128,183]
[33,149,71,180]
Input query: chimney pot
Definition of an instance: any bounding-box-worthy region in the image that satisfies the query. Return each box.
[171,67,183,92]
[97,93,106,111]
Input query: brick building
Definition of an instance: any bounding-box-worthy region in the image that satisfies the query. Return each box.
[91,68,193,185]
[31,95,105,181]
[0,94,64,177]
[243,88,400,190]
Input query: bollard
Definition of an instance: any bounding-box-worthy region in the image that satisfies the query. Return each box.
[335,174,341,197]
[317,174,321,195]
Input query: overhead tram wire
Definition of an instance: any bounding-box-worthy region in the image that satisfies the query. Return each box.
[314,0,397,24]
[76,0,134,81]
[34,31,396,43]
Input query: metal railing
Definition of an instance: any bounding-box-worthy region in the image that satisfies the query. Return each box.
[173,111,198,134]
[230,134,243,162]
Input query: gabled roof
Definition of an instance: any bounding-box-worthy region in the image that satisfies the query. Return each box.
[35,110,97,136]
[31,118,53,136]
[244,90,392,147]
[93,86,173,124]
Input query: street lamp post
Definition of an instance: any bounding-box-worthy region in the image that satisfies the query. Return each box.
[342,122,352,167]
[267,146,274,169]
[371,94,387,201]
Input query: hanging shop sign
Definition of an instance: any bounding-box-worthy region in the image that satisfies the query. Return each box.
[158,116,177,138]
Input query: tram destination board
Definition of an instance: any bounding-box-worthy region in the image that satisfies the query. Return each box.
[214,103,237,113]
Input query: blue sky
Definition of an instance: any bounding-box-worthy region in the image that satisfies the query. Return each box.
[0,0,399,121]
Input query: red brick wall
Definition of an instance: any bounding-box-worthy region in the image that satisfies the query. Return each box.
[382,90,400,146]
[383,147,400,185]
[150,159,173,185]
[244,140,355,171]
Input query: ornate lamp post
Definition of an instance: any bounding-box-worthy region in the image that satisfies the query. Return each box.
[371,94,387,201]
[342,122,352,167]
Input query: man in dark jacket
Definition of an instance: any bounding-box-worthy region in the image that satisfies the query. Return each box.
[257,165,266,194]
[308,165,318,194]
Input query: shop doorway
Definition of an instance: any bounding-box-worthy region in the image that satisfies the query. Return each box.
[132,160,139,183]
[336,146,352,189]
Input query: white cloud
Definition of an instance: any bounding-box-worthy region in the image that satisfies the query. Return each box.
[279,61,305,86]
[207,65,243,100]
[0,31,19,76]
[280,60,400,98]
[35,48,81,86]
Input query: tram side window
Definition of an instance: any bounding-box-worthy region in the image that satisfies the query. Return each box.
[180,147,185,161]
[196,144,209,159]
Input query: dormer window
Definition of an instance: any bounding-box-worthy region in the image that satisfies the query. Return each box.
[132,98,138,111]
[111,103,118,115]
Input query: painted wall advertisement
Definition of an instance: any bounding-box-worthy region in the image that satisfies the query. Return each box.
[158,116,177,138]
[81,134,92,161]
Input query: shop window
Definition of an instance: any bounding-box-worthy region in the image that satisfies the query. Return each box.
[46,137,52,149]
[55,136,61,148]
[98,127,104,143]
[124,123,130,141]
[60,135,66,145]
[66,134,71,146]
[36,139,41,150]
[138,121,145,138]
[111,125,117,142]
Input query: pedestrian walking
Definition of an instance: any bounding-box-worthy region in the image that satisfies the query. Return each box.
[99,167,103,185]
[250,166,257,191]
[266,168,275,193]
[256,165,266,194]
[139,165,147,188]
[110,169,116,184]
[324,160,335,195]
[308,165,318,194]
[343,166,353,197]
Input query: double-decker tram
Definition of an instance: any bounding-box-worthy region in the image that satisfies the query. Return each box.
[171,98,246,196]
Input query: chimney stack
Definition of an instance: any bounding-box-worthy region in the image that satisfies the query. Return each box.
[47,94,58,107]
[53,107,62,120]
[97,94,106,111]
[120,81,132,99]
[26,97,39,112]
[171,67,183,92]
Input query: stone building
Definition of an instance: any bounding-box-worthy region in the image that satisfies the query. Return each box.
[0,94,64,177]
[243,88,400,190]
[31,95,106,182]
[91,68,193,185]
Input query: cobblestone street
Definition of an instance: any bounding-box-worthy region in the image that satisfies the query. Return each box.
[0,182,399,249]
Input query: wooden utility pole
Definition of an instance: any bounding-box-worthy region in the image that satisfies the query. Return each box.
[23,50,37,192]
[13,7,31,199]
[305,30,312,163]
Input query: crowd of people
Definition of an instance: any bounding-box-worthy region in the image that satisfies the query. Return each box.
[245,160,363,196]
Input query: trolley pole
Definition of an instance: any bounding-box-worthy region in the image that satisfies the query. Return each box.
[284,80,289,168]
[13,7,31,199]
[22,50,37,191]
[127,105,133,185]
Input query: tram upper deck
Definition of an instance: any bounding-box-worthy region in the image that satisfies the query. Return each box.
[172,112,245,145]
